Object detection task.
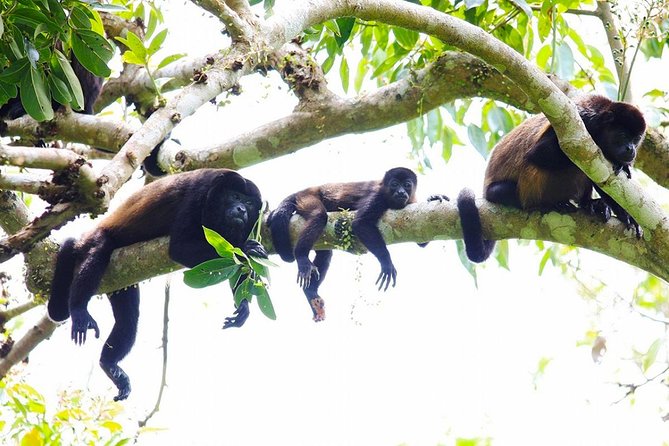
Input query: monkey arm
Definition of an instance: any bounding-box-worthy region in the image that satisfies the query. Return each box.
[351,207,396,291]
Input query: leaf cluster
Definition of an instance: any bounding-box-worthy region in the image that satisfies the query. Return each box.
[0,379,130,445]
[0,0,115,121]
[183,227,277,321]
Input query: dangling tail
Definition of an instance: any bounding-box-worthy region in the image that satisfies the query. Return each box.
[47,238,78,322]
[267,195,297,262]
[457,189,495,263]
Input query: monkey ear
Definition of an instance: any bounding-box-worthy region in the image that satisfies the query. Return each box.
[526,123,573,170]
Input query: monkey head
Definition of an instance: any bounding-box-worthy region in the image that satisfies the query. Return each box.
[583,99,646,169]
[223,190,260,229]
[382,167,418,209]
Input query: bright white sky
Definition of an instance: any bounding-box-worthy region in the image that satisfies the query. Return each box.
[5,2,669,445]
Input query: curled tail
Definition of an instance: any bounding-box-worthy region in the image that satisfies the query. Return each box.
[47,238,78,322]
[457,188,495,263]
[267,196,297,262]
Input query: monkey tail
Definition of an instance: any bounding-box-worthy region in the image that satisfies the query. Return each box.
[47,238,78,322]
[267,196,297,262]
[457,188,495,263]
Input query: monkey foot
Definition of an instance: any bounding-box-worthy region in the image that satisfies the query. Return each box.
[310,297,326,322]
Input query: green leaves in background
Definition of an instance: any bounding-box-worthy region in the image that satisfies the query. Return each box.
[72,29,113,77]
[0,0,114,120]
[183,227,277,320]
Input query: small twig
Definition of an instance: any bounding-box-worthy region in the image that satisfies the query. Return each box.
[0,300,41,326]
[613,364,669,404]
[138,278,171,428]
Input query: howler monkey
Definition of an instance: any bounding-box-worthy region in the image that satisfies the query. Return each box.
[457,94,646,263]
[47,168,267,401]
[268,167,425,322]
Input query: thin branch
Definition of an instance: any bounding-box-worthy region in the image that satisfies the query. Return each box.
[0,300,41,326]
[596,1,632,101]
[138,278,171,428]
[614,364,669,404]
[0,315,57,378]
[0,173,49,195]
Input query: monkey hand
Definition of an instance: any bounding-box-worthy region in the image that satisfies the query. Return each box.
[223,299,250,329]
[583,199,612,223]
[617,213,643,239]
[70,308,100,345]
[297,259,319,289]
[375,261,397,291]
[427,194,450,202]
[243,239,268,258]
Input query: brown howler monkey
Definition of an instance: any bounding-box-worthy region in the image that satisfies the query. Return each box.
[457,94,646,263]
[47,168,267,401]
[268,167,431,322]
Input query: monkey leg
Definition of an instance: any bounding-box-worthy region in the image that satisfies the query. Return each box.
[47,238,78,322]
[302,250,332,322]
[69,235,114,345]
[100,287,140,401]
[485,180,522,208]
[294,211,327,289]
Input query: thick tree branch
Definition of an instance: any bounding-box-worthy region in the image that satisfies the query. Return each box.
[1,111,137,152]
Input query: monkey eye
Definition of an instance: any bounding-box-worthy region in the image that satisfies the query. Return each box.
[403,182,412,189]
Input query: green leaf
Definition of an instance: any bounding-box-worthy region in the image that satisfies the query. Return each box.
[48,74,72,106]
[252,282,276,320]
[12,7,59,32]
[118,31,146,60]
[20,65,54,121]
[339,56,349,93]
[642,338,664,373]
[121,50,145,66]
[537,249,551,275]
[334,17,355,48]
[52,50,84,111]
[495,240,509,270]
[555,42,574,80]
[202,227,240,258]
[70,5,92,29]
[249,255,279,268]
[0,58,30,84]
[353,58,368,93]
[233,278,253,307]
[467,124,487,157]
[321,54,335,74]
[183,259,240,289]
[393,27,419,50]
[455,239,478,288]
[0,82,17,107]
[156,53,186,70]
[426,108,442,145]
[148,29,167,56]
[71,29,113,77]
[146,8,159,40]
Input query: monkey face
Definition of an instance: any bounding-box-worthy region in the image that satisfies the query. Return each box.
[596,128,642,165]
[223,190,259,228]
[385,176,415,209]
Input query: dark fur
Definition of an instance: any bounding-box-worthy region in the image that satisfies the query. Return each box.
[458,95,646,263]
[47,168,265,400]
[268,167,419,321]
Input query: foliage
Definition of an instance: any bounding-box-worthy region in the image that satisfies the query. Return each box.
[0,0,116,121]
[0,377,130,445]
[183,227,277,320]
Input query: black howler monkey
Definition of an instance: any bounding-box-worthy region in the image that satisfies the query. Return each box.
[47,168,267,401]
[268,167,426,322]
[457,94,646,263]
